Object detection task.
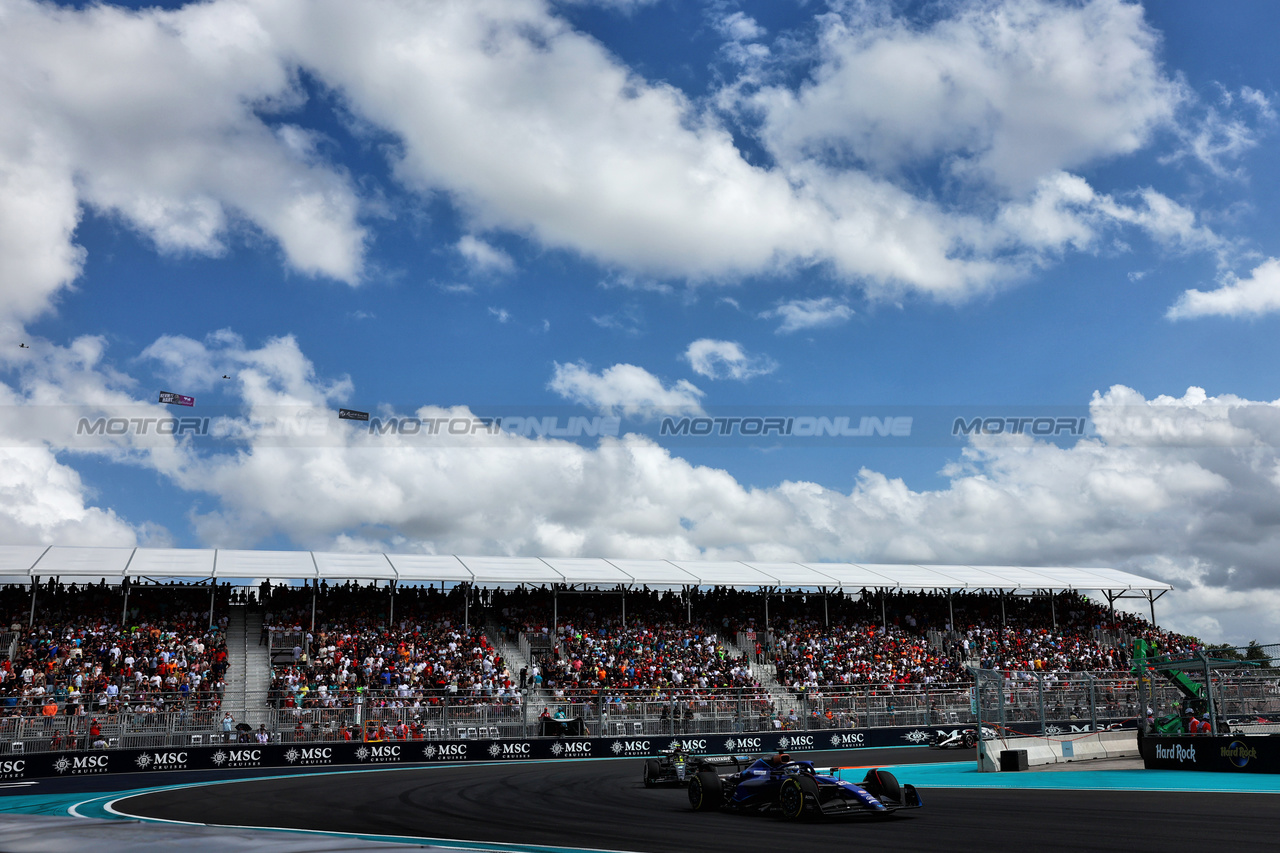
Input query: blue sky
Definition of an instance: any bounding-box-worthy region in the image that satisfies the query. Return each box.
[3,0,1280,642]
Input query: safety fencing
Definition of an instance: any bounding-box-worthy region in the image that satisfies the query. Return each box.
[0,674,1205,756]
[17,667,1280,759]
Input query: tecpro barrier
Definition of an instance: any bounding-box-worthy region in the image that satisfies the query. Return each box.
[1141,734,1280,773]
[0,721,1135,783]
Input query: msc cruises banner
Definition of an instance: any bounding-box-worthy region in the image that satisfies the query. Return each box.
[0,721,1137,783]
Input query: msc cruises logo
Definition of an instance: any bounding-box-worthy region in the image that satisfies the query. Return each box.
[285,747,333,765]
[610,740,651,755]
[136,751,188,770]
[829,733,864,748]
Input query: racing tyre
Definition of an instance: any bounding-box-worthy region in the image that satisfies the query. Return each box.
[962,730,978,749]
[688,770,722,811]
[862,769,901,805]
[778,775,820,821]
[643,759,660,788]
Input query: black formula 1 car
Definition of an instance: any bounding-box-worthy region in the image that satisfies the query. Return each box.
[687,755,922,820]
[644,749,747,787]
[927,726,995,749]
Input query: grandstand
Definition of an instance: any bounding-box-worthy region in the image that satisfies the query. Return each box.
[0,545,1192,753]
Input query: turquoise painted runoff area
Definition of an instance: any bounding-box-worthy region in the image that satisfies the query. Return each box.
[835,761,1280,794]
[0,759,1278,853]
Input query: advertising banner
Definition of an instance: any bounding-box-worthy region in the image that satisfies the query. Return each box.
[1141,734,1279,773]
[0,721,1139,783]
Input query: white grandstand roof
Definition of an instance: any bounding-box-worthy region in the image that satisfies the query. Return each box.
[0,545,1173,593]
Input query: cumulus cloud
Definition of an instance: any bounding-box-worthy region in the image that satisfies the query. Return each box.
[0,335,179,547]
[169,366,1280,642]
[761,297,854,334]
[683,339,777,380]
[548,361,704,418]
[748,0,1180,193]
[14,332,1280,642]
[0,0,1234,319]
[1167,258,1280,320]
[0,0,366,327]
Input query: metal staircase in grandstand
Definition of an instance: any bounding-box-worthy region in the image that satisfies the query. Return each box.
[488,626,553,713]
[225,604,273,730]
[721,634,792,714]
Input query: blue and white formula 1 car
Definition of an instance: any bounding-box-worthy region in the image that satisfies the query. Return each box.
[687,753,922,820]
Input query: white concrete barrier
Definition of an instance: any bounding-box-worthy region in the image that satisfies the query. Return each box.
[979,730,1138,771]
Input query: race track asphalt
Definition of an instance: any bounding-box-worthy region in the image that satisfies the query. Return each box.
[116,748,1280,852]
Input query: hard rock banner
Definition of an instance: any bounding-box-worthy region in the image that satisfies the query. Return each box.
[1140,734,1280,773]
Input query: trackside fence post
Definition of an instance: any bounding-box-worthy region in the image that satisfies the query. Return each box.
[1087,674,1097,733]
[1035,673,1046,735]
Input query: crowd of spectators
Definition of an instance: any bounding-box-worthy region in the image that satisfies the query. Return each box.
[0,580,1201,727]
[0,580,227,722]
[263,582,519,717]
[764,590,1199,693]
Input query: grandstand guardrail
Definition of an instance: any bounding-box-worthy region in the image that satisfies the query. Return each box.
[12,672,1268,757]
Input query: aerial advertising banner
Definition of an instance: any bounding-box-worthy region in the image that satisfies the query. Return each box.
[157,391,195,407]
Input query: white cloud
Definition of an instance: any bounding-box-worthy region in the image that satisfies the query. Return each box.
[488,307,512,323]
[717,12,765,42]
[17,332,1280,643]
[457,235,515,275]
[997,172,1221,259]
[0,444,142,546]
[0,0,1228,319]
[1167,258,1280,320]
[761,297,854,334]
[748,0,1181,193]
[1163,85,1276,178]
[171,371,1280,642]
[548,361,704,418]
[0,0,367,327]
[683,339,777,380]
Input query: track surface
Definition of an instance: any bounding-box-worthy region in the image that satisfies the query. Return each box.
[119,748,1279,852]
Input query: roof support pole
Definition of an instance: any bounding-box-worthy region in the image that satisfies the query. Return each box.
[1105,591,1116,627]
[28,576,38,628]
[1001,590,1006,627]
[120,577,130,626]
[552,585,557,638]
[881,589,887,633]
[389,580,397,629]
[823,589,828,627]
[686,586,691,625]
[621,587,626,629]
[210,550,218,629]
[763,587,769,629]
[948,591,954,632]
[1051,591,1056,630]
[310,578,317,634]
[464,582,469,635]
